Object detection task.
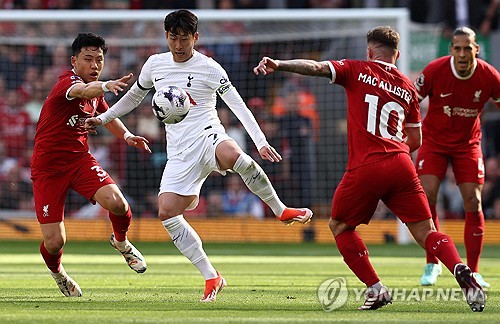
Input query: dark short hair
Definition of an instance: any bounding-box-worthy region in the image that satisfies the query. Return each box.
[366,26,399,50]
[71,32,108,56]
[164,9,198,36]
[451,26,478,46]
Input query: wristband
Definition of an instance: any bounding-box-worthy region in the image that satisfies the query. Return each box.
[101,81,110,92]
[123,131,134,140]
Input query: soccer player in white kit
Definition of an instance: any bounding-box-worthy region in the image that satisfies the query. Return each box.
[85,9,313,302]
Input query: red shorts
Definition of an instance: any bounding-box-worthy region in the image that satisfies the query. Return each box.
[415,142,484,184]
[331,153,431,227]
[31,153,115,224]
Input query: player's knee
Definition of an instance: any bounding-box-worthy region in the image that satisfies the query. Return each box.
[463,195,481,210]
[108,198,129,215]
[158,206,181,220]
[329,218,342,236]
[44,237,64,253]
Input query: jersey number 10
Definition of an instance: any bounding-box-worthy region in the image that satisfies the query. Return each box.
[365,94,405,142]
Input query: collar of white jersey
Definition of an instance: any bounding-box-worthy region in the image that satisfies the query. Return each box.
[450,56,477,80]
[373,60,397,69]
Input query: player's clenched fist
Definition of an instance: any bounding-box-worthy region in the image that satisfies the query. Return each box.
[253,57,279,76]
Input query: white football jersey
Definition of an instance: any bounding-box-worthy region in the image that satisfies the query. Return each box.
[136,50,234,156]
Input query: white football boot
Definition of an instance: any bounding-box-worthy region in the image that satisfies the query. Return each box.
[109,233,147,273]
[50,265,82,297]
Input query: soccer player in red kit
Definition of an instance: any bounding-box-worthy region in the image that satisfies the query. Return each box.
[31,33,150,297]
[254,26,485,312]
[415,26,500,288]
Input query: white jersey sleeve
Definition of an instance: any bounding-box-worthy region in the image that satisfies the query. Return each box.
[221,87,269,150]
[97,56,155,124]
[200,58,269,150]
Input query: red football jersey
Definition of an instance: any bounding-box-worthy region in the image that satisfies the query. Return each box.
[414,56,500,149]
[31,70,108,171]
[329,59,421,170]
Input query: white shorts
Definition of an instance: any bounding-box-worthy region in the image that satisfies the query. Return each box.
[159,124,233,210]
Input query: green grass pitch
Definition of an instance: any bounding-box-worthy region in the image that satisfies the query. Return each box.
[0,241,498,323]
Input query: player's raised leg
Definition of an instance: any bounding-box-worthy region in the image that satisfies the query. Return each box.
[217,141,313,225]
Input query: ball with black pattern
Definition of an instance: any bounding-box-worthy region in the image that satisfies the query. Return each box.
[152,85,190,124]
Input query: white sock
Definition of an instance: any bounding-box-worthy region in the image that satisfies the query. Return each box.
[369,281,384,292]
[113,237,130,252]
[232,153,286,216]
[162,215,217,280]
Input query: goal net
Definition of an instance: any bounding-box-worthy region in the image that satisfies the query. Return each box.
[0,8,409,220]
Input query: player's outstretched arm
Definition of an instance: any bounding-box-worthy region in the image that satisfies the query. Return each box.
[254,57,331,78]
[70,73,133,99]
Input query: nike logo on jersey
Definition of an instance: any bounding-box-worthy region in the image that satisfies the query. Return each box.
[154,77,166,82]
[440,93,452,98]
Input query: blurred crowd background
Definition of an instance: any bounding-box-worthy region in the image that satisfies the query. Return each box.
[0,0,499,221]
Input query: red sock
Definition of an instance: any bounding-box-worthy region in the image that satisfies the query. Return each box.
[335,230,379,287]
[40,241,62,273]
[425,231,462,273]
[464,211,484,273]
[108,206,132,242]
[426,205,440,264]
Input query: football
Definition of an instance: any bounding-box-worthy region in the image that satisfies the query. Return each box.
[152,85,190,124]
